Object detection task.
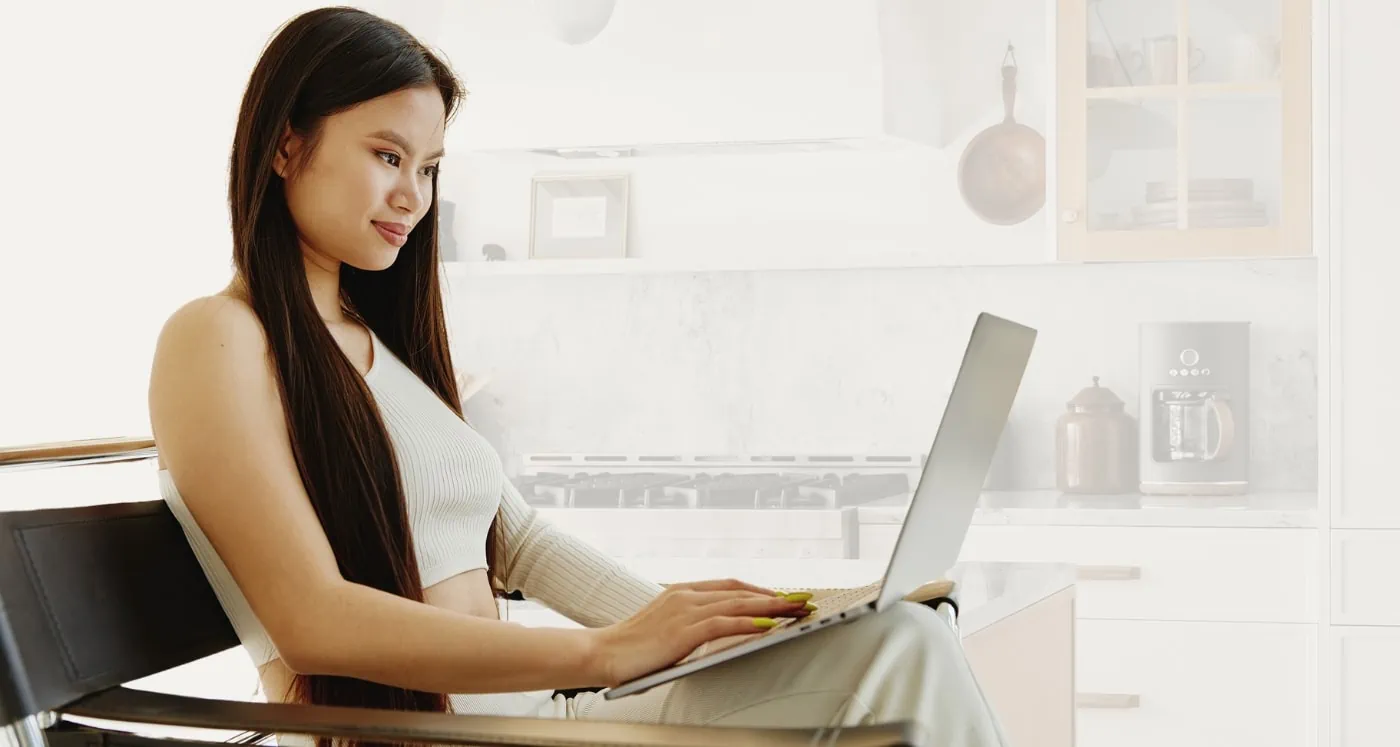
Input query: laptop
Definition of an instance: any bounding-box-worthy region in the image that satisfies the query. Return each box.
[605,312,1037,700]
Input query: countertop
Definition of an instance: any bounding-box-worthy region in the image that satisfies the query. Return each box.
[942,561,1077,635]
[858,490,1318,529]
[534,490,1318,535]
[505,559,1077,638]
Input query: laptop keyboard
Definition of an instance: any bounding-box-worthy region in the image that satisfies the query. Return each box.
[805,582,881,618]
[676,582,884,665]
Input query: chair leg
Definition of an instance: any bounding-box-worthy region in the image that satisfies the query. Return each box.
[3,715,49,747]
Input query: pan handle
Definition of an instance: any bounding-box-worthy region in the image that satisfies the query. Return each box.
[1001,43,1019,124]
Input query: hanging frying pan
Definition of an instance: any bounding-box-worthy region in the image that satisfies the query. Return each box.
[957,43,1047,226]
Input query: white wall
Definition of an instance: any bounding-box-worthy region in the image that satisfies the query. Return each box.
[423,1,1316,493]
[0,0,1316,484]
[451,257,1318,492]
[0,0,414,727]
[433,0,1055,266]
[0,1,407,447]
[445,145,1053,268]
[428,0,1055,151]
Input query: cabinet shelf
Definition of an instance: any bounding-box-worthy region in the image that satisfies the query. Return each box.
[1056,0,1311,262]
[1064,225,1307,262]
[1085,81,1281,99]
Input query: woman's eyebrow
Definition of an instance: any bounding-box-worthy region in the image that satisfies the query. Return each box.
[367,129,445,160]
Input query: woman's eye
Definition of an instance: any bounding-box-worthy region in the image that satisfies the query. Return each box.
[379,151,437,177]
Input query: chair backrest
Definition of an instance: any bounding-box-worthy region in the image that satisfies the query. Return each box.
[0,442,238,724]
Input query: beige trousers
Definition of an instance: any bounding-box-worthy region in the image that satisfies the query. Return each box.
[545,601,1010,747]
[283,602,1010,747]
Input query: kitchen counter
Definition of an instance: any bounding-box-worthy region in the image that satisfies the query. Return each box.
[533,491,1317,552]
[947,561,1077,635]
[862,489,1317,529]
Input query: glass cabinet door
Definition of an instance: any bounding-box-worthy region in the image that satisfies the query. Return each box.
[1057,0,1310,261]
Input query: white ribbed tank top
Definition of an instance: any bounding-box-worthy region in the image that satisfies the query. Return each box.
[160,329,510,665]
[159,327,663,717]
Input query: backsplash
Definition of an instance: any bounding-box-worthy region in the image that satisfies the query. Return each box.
[447,257,1317,492]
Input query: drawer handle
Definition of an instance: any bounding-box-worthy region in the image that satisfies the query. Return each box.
[1076,565,1141,581]
[1076,693,1141,709]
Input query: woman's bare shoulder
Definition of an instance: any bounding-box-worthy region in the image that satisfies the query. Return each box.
[152,290,270,371]
[148,290,278,420]
[160,290,260,342]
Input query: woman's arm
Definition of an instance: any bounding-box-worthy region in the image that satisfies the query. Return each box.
[495,478,664,627]
[148,297,606,693]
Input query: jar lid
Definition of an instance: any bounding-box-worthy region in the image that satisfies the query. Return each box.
[1068,376,1125,411]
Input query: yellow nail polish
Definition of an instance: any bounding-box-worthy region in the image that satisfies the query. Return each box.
[803,602,817,612]
[781,592,813,603]
[753,617,777,629]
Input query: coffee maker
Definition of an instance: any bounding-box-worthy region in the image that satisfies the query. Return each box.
[1138,322,1250,495]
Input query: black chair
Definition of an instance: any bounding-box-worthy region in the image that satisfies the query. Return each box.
[0,439,932,747]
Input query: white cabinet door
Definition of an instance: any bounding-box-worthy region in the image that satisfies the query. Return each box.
[1335,0,1400,530]
[1332,627,1400,747]
[1077,620,1314,747]
[860,524,1317,623]
[1330,0,1400,744]
[1331,530,1400,626]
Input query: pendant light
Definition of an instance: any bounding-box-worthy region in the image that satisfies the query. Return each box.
[532,0,617,45]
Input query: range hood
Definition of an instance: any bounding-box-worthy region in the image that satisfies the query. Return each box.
[453,0,962,158]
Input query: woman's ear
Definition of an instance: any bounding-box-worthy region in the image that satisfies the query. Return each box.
[272,124,302,179]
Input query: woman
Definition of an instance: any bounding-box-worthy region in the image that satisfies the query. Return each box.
[147,7,1008,746]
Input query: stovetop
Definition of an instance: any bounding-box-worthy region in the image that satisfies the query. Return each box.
[513,454,924,510]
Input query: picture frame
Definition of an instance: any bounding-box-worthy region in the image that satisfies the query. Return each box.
[529,173,630,260]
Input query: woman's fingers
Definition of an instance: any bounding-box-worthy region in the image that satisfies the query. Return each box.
[670,577,777,595]
[668,587,811,610]
[665,589,770,612]
[698,594,812,620]
[685,615,790,647]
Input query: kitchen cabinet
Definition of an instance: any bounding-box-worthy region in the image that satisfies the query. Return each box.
[1329,0,1400,743]
[1055,0,1313,261]
[1334,0,1400,531]
[1076,619,1313,747]
[859,519,1319,746]
[865,524,1318,622]
[1329,531,1400,626]
[533,480,1322,747]
[1330,627,1400,747]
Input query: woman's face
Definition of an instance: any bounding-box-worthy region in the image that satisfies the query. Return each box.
[275,85,447,272]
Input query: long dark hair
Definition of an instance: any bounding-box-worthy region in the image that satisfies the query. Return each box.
[226,5,498,737]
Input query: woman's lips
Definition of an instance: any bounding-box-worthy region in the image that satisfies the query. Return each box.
[372,221,408,247]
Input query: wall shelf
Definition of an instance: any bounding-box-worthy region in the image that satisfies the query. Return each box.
[443,255,1037,277]
[439,254,1315,278]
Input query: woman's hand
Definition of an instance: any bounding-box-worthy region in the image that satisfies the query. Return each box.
[587,578,813,688]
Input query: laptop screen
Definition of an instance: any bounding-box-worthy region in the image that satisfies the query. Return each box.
[877,312,1037,605]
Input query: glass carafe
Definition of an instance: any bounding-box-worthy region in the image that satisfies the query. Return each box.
[1150,388,1236,462]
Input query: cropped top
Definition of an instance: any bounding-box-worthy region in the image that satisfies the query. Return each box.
[158,328,663,671]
